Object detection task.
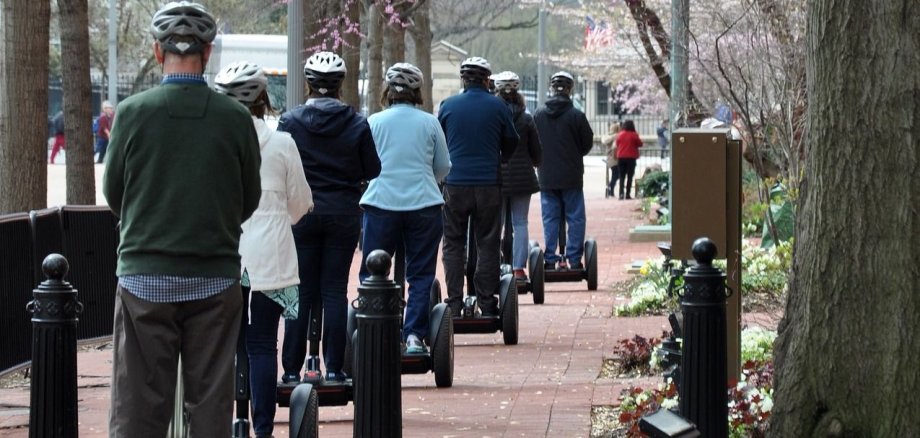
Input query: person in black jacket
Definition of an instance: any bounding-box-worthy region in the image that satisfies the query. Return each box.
[533,71,594,271]
[277,51,381,383]
[492,71,542,283]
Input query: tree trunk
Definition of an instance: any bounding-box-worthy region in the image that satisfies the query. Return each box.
[58,0,96,205]
[383,11,406,70]
[341,0,361,110]
[0,0,50,214]
[770,1,920,435]
[365,2,384,115]
[409,0,433,113]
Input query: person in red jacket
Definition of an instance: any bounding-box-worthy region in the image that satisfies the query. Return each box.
[614,119,643,200]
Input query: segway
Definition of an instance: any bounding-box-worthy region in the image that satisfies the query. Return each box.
[276,291,354,407]
[438,220,519,345]
[537,215,599,291]
[500,201,545,304]
[234,287,319,438]
[344,243,455,388]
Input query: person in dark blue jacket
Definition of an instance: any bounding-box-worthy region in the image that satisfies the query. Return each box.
[533,71,594,271]
[437,56,518,317]
[277,51,381,383]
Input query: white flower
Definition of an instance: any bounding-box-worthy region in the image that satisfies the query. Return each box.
[661,398,679,409]
[760,397,773,412]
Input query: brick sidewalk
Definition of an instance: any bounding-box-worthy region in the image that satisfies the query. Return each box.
[0,157,670,437]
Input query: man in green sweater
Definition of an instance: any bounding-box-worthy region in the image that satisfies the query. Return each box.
[102,2,261,436]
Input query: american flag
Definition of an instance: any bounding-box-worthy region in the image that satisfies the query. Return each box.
[585,15,614,51]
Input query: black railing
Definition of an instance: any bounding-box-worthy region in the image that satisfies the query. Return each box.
[0,206,119,375]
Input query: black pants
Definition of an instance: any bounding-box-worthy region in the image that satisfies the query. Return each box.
[617,159,637,198]
[441,184,502,313]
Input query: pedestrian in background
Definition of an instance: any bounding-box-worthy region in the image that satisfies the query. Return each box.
[615,119,643,200]
[657,119,669,159]
[95,101,115,164]
[603,121,621,198]
[49,110,65,164]
[102,2,262,436]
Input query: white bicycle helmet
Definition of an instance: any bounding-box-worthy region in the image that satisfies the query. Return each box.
[551,71,575,91]
[385,63,424,90]
[303,51,346,95]
[150,1,217,54]
[492,71,520,94]
[213,61,267,105]
[460,56,492,80]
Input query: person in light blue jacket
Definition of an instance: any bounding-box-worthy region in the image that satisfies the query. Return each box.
[359,62,451,354]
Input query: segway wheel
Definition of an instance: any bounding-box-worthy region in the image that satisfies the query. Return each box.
[343,307,357,377]
[501,278,519,345]
[529,240,540,251]
[585,239,598,291]
[528,247,545,305]
[429,278,442,313]
[289,383,319,438]
[431,305,454,388]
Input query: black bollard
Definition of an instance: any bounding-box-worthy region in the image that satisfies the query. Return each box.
[26,254,82,438]
[678,238,728,438]
[353,250,403,438]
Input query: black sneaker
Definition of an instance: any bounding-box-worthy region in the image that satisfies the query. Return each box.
[281,372,300,384]
[481,305,500,317]
[544,260,556,271]
[325,371,347,383]
[569,261,584,271]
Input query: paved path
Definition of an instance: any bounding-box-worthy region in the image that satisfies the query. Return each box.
[1,157,671,437]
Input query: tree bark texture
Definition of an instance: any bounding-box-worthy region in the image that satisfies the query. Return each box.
[383,10,406,71]
[365,2,384,115]
[341,0,361,110]
[409,0,433,114]
[770,0,920,436]
[0,0,50,214]
[58,0,96,205]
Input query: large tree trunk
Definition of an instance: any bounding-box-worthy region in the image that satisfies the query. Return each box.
[58,0,96,205]
[383,7,406,69]
[409,0,433,114]
[770,1,920,435]
[341,0,361,110]
[365,1,384,115]
[0,0,50,214]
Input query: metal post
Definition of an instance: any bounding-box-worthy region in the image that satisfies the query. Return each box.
[107,0,117,104]
[27,254,82,438]
[287,0,305,109]
[353,250,403,438]
[678,238,728,438]
[537,1,547,107]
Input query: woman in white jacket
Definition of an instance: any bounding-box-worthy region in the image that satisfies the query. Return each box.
[214,61,313,438]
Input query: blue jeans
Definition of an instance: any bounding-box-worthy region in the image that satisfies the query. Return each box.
[506,195,532,270]
[246,290,284,436]
[282,214,361,376]
[540,189,586,265]
[359,205,443,340]
[95,138,108,163]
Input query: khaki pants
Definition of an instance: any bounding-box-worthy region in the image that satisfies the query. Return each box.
[109,283,242,438]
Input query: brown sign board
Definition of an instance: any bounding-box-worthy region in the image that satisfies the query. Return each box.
[671,129,729,260]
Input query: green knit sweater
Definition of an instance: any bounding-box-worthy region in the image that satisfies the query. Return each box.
[102,82,261,278]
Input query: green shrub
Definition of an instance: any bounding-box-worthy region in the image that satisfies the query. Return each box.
[637,170,669,199]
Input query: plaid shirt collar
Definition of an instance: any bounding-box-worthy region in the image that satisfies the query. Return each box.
[161,73,207,85]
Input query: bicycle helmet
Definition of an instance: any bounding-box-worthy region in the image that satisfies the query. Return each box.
[213,61,267,105]
[460,56,492,81]
[150,1,217,55]
[551,71,575,92]
[492,71,520,94]
[385,63,424,90]
[303,51,346,95]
